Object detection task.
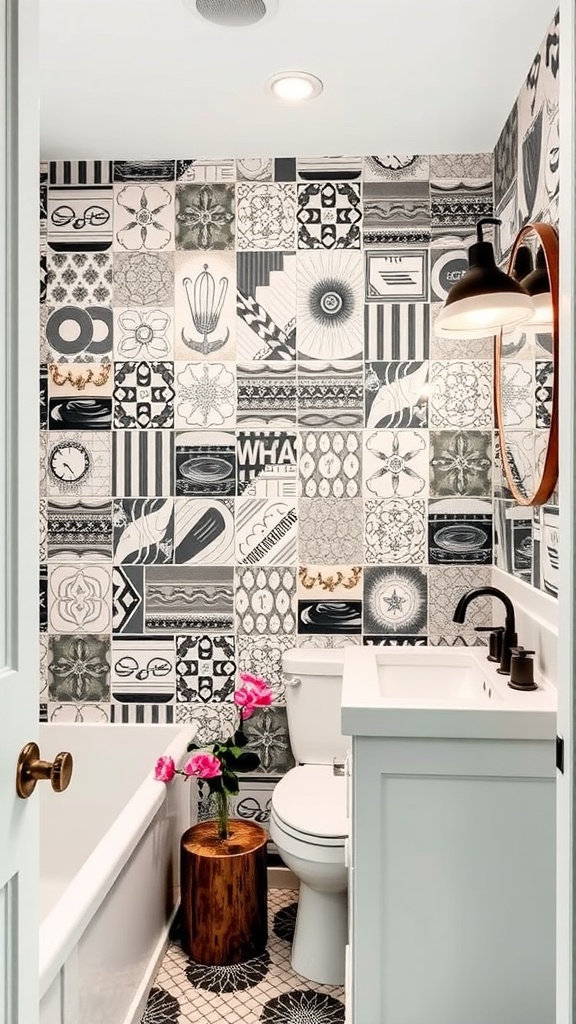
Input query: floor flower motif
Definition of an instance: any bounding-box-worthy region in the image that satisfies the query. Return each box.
[142,889,345,1023]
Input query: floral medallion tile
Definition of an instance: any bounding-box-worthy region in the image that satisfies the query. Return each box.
[174,251,236,361]
[363,429,429,498]
[365,498,426,564]
[237,361,297,428]
[363,566,428,636]
[299,498,363,563]
[297,361,363,429]
[47,633,111,702]
[176,634,236,703]
[113,252,174,306]
[429,360,492,428]
[297,181,362,249]
[365,360,428,428]
[44,305,113,363]
[47,564,112,633]
[113,498,174,564]
[297,250,363,360]
[113,361,175,429]
[113,183,175,251]
[235,498,298,566]
[174,498,235,565]
[242,706,295,773]
[500,360,535,428]
[174,361,236,428]
[236,430,297,497]
[298,430,361,498]
[429,430,492,496]
[46,252,112,305]
[113,308,173,360]
[175,183,235,250]
[237,250,296,362]
[428,566,492,634]
[235,567,297,636]
[174,702,238,741]
[236,634,296,701]
[236,182,297,251]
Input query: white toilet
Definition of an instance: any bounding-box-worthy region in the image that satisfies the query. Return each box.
[270,648,349,985]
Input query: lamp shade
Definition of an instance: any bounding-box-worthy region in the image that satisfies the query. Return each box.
[435,219,535,338]
[520,248,553,328]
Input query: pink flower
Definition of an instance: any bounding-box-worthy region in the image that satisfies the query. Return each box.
[154,755,176,783]
[234,677,273,719]
[183,752,222,780]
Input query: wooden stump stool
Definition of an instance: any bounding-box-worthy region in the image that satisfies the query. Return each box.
[180,820,268,965]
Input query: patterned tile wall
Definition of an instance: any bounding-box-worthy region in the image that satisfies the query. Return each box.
[492,9,560,598]
[39,151,499,821]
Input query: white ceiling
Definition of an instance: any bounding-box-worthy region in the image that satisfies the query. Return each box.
[39,0,558,159]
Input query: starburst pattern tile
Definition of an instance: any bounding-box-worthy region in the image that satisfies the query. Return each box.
[142,889,345,1024]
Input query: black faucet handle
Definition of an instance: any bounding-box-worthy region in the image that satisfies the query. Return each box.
[510,647,536,657]
[474,625,504,663]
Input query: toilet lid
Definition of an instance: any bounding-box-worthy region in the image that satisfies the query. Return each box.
[272,765,348,839]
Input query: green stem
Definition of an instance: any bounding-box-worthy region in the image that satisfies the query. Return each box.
[216,788,230,840]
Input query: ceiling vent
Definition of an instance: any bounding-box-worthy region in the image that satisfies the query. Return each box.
[184,0,279,27]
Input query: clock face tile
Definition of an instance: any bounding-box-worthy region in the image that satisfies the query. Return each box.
[47,432,111,497]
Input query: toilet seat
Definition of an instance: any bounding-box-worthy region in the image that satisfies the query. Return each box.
[271,765,348,848]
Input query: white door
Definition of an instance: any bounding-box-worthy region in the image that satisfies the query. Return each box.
[0,0,40,1021]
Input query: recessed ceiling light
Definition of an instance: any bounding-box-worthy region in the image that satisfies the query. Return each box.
[267,72,323,102]
[183,0,278,28]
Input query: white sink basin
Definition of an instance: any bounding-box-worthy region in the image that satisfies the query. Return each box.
[341,646,556,740]
[376,652,499,702]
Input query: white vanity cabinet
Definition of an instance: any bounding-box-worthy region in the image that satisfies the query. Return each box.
[341,647,557,1024]
[348,734,555,1024]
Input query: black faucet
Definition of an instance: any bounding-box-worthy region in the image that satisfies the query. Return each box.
[452,587,518,675]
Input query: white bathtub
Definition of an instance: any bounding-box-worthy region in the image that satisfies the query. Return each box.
[39,724,193,1024]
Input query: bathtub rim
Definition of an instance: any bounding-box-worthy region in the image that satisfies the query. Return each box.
[39,725,192,999]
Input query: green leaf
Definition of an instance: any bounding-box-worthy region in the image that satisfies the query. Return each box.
[232,752,260,772]
[206,777,224,795]
[233,730,249,747]
[222,771,239,795]
[186,742,199,752]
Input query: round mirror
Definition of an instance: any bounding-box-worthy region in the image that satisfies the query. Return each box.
[495,222,558,506]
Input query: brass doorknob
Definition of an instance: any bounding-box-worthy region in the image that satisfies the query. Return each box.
[16,742,73,799]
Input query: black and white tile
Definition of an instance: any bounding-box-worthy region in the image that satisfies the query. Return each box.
[297,182,362,249]
[429,431,492,497]
[175,430,236,497]
[174,361,236,429]
[235,568,297,636]
[176,634,236,703]
[111,635,176,705]
[363,566,427,636]
[297,361,363,429]
[113,184,174,252]
[175,250,236,361]
[365,249,428,302]
[364,302,430,360]
[113,431,174,496]
[365,498,426,564]
[113,498,174,564]
[175,183,235,250]
[363,181,430,247]
[235,498,298,566]
[174,498,235,564]
[236,634,295,701]
[145,566,234,632]
[236,431,298,497]
[363,429,429,498]
[365,360,428,428]
[428,498,493,566]
[296,251,363,360]
[112,565,145,633]
[46,252,113,305]
[299,498,363,564]
[114,361,175,429]
[237,251,296,362]
[429,360,492,428]
[47,633,111,702]
[143,889,345,1024]
[47,565,112,633]
[113,252,174,306]
[47,498,113,560]
[237,362,297,428]
[44,305,114,362]
[236,183,297,251]
[47,186,114,252]
[298,430,361,498]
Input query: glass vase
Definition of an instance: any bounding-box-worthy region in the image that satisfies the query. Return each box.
[215,788,230,840]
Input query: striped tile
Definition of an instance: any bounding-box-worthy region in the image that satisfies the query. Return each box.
[364,302,430,360]
[112,431,174,496]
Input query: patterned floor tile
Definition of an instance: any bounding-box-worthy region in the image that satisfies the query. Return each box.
[141,890,345,1024]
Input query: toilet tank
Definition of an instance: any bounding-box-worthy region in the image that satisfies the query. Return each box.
[282,648,350,765]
